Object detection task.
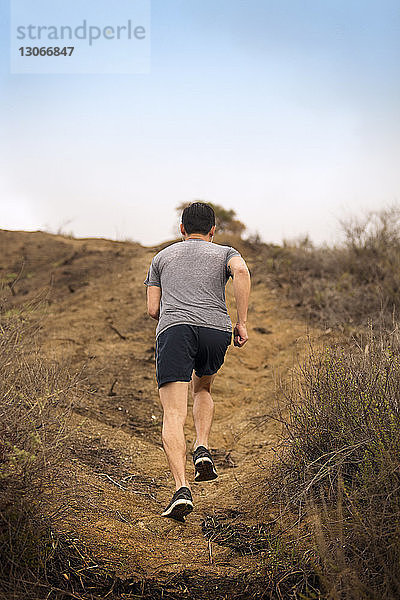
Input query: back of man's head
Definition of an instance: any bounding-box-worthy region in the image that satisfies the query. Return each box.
[181,202,216,235]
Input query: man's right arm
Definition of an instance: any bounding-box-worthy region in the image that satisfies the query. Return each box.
[227,256,251,347]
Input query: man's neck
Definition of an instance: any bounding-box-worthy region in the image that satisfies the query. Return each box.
[185,234,211,242]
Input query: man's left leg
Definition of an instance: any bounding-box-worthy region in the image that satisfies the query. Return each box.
[159,381,190,491]
[159,381,194,521]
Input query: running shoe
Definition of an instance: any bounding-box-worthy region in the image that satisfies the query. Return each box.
[193,445,218,482]
[161,486,194,522]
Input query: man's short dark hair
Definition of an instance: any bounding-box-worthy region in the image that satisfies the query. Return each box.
[181,202,216,235]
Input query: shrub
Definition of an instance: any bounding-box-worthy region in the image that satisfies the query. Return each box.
[267,324,400,599]
[256,206,400,332]
[0,302,78,599]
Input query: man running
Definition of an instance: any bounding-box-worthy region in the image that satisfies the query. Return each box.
[144,202,251,522]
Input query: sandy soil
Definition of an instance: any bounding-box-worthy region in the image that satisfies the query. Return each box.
[0,229,325,592]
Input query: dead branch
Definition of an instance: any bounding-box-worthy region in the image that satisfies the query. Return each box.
[108,323,127,340]
[108,378,117,397]
[8,260,25,296]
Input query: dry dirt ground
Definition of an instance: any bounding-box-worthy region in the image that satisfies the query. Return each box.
[0,230,327,597]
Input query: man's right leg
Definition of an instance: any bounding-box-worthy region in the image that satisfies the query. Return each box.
[191,373,216,450]
[191,373,219,482]
[191,327,231,452]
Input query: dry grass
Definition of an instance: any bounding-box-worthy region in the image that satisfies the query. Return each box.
[3,212,400,599]
[261,323,400,599]
[248,206,400,597]
[0,299,81,599]
[254,206,400,333]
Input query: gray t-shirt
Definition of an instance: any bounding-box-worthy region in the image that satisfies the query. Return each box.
[144,239,241,338]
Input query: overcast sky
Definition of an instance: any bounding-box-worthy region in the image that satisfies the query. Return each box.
[1,0,400,246]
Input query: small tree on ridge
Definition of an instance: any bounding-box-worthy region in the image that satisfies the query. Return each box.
[176,201,246,238]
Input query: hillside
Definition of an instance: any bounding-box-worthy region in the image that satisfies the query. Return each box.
[0,229,326,598]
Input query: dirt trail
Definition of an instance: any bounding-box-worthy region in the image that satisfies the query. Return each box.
[0,230,324,589]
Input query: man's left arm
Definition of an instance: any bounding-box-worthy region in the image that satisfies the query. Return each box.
[147,286,161,320]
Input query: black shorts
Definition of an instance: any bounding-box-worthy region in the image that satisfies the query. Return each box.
[155,324,232,388]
